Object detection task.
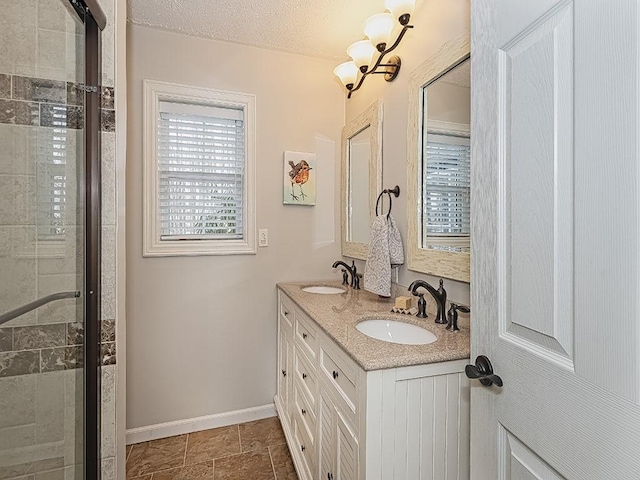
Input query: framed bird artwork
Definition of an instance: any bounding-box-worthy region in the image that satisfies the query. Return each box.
[283,151,317,206]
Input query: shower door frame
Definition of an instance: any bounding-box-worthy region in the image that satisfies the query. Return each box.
[84,11,102,479]
[72,0,107,477]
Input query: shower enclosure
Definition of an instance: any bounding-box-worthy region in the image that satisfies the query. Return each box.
[0,1,105,478]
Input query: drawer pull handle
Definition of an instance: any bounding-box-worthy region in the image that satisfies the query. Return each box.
[332,370,339,380]
[302,373,307,379]
[301,445,306,452]
[328,474,334,480]
[282,370,287,377]
[301,408,306,415]
[302,332,308,339]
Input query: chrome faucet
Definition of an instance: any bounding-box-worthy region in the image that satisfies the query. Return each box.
[332,260,361,289]
[408,278,447,324]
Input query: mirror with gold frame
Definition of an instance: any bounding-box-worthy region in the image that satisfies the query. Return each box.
[407,35,470,282]
[341,100,382,260]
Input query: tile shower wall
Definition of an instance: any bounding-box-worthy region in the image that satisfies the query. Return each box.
[0,0,118,478]
[0,77,116,374]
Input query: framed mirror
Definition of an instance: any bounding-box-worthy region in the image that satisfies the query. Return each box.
[341,100,382,260]
[407,35,471,282]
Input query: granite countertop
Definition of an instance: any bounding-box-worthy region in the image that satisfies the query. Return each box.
[277,281,471,371]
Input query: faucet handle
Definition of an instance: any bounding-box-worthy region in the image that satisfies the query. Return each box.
[446,304,459,331]
[341,269,349,286]
[447,303,469,331]
[416,293,428,318]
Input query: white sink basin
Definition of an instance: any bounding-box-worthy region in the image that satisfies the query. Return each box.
[356,320,437,345]
[302,286,346,295]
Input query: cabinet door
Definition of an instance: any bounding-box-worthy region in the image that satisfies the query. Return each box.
[336,411,358,480]
[277,321,293,425]
[319,391,335,480]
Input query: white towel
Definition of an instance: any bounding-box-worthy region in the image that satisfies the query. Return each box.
[364,214,405,297]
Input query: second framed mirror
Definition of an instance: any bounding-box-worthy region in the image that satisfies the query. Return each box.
[341,100,382,260]
[407,35,470,282]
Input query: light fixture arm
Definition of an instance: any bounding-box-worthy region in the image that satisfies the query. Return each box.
[347,24,413,99]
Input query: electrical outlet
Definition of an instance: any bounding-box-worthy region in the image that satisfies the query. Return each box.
[259,229,269,247]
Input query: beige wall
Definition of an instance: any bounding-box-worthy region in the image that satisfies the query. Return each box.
[126,25,345,430]
[345,0,471,305]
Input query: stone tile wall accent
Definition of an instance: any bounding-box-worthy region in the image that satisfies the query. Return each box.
[0,74,115,131]
[0,319,116,377]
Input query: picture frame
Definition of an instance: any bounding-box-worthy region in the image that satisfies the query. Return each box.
[283,151,316,206]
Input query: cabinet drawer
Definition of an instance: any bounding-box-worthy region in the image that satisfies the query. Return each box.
[293,379,316,444]
[293,413,316,480]
[279,294,295,331]
[295,310,318,360]
[293,346,317,408]
[320,345,357,412]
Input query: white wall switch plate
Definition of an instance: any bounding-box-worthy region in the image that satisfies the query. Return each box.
[259,229,268,247]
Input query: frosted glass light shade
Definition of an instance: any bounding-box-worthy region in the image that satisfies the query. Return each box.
[333,61,359,88]
[364,13,395,50]
[347,40,376,71]
[385,0,416,22]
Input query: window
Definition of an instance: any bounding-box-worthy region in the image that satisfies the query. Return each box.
[144,81,256,256]
[422,132,470,252]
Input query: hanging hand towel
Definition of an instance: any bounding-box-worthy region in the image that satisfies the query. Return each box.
[364,214,405,297]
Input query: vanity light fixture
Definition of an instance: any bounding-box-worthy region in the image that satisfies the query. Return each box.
[334,0,415,99]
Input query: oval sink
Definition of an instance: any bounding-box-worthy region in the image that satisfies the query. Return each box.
[356,320,437,345]
[301,286,346,294]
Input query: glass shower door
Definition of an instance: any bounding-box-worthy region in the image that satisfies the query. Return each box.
[0,1,98,478]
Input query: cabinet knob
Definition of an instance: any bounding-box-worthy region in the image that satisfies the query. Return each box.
[284,311,289,316]
[281,370,287,377]
[332,370,339,380]
[301,408,306,415]
[302,332,308,339]
[302,373,307,379]
[301,445,306,452]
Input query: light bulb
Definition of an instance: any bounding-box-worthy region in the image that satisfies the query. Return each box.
[384,0,416,25]
[333,61,359,89]
[364,13,395,52]
[347,40,376,73]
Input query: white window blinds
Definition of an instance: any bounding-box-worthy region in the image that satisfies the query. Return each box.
[37,127,69,240]
[422,133,471,245]
[157,101,245,241]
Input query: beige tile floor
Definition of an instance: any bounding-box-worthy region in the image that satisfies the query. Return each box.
[126,417,298,480]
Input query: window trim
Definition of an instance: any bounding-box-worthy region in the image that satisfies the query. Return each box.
[143,80,256,257]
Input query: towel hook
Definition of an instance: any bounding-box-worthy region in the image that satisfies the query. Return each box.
[375,185,400,219]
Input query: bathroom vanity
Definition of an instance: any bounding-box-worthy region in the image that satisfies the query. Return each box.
[275,283,471,480]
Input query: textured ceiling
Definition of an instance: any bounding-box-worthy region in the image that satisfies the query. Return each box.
[127,0,393,60]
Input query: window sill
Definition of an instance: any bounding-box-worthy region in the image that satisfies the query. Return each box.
[143,238,256,257]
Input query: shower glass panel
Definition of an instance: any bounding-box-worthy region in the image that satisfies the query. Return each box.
[0,1,101,478]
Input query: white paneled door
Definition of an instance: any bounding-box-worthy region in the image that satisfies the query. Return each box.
[471,0,640,478]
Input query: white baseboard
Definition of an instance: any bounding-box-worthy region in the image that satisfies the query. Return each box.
[125,403,276,445]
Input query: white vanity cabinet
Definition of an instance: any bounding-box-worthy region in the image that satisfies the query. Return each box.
[275,289,470,480]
